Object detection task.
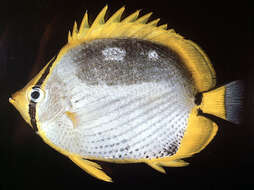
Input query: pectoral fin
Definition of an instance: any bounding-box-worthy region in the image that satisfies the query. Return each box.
[68,155,112,182]
[146,159,189,173]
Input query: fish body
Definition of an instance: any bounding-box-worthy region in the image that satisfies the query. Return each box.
[9,6,244,182]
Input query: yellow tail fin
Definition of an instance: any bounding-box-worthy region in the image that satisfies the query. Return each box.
[199,81,244,124]
[199,85,226,120]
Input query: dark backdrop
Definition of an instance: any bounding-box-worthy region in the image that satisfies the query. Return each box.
[0,0,253,189]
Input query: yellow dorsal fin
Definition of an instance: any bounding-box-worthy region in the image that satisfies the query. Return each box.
[147,18,160,26]
[158,24,167,30]
[78,11,89,37]
[134,12,153,24]
[121,10,140,23]
[65,5,216,92]
[89,5,108,30]
[69,155,112,182]
[67,7,169,43]
[68,30,72,42]
[106,6,125,24]
[72,21,78,39]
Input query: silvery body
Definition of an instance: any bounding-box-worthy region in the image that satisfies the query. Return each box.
[38,38,196,160]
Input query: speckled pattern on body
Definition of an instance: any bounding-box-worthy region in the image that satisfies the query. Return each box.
[37,38,196,160]
[70,38,191,85]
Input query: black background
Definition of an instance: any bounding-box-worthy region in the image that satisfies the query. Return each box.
[0,0,253,189]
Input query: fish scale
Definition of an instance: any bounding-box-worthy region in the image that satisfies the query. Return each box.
[39,38,195,158]
[43,79,192,157]
[79,89,173,133]
[40,48,192,157]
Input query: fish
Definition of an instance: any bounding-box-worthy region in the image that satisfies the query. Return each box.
[9,5,244,182]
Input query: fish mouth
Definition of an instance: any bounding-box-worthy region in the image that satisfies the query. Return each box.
[9,97,15,105]
[8,95,33,128]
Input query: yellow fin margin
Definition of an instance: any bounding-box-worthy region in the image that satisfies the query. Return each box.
[174,107,218,157]
[145,108,217,174]
[68,5,167,43]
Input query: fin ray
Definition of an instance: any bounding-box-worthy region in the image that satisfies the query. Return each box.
[158,24,167,30]
[91,5,107,27]
[72,21,78,39]
[106,6,125,24]
[78,11,89,36]
[68,31,72,42]
[200,80,244,124]
[200,85,226,120]
[225,80,244,124]
[69,155,112,182]
[134,12,153,24]
[146,159,189,174]
[146,161,166,173]
[122,10,140,23]
[172,108,218,157]
[158,159,189,167]
[147,18,160,26]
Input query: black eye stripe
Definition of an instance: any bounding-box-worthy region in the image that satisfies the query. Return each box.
[28,55,57,132]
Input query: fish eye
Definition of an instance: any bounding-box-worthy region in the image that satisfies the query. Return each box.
[28,87,44,103]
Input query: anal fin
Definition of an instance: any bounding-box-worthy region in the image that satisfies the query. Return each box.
[158,159,189,167]
[68,155,112,182]
[146,161,166,173]
[146,159,189,173]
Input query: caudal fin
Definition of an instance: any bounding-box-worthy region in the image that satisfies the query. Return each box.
[224,81,245,124]
[199,80,244,124]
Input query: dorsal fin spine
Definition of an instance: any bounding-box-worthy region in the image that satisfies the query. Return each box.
[89,5,107,30]
[121,10,141,23]
[134,12,153,24]
[68,30,72,42]
[105,6,125,24]
[147,18,160,26]
[78,11,89,36]
[68,6,176,45]
[72,21,78,39]
[158,24,168,30]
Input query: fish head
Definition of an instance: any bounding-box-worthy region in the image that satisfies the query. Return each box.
[9,62,50,130]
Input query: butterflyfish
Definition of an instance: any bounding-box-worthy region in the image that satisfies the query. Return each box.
[9,5,244,182]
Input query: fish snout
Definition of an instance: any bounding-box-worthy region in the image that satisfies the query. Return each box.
[9,90,32,126]
[9,97,15,105]
[9,91,20,106]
